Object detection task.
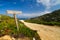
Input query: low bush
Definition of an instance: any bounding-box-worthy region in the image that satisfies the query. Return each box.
[0,15,41,40]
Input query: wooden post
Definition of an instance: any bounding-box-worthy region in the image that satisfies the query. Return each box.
[0,15,1,21]
[14,14,19,32]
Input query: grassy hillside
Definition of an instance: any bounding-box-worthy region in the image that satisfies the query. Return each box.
[25,9,60,26]
[0,14,41,40]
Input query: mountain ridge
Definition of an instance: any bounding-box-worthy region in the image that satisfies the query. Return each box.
[25,9,60,26]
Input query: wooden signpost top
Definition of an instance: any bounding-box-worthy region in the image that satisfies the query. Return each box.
[7,10,22,14]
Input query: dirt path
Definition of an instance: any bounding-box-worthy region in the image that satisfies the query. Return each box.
[20,20,60,40]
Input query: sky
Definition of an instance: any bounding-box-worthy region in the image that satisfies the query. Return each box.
[0,0,60,18]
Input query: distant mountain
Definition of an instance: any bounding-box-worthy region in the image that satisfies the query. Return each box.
[25,9,60,26]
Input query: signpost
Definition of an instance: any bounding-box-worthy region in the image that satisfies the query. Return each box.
[0,15,1,21]
[7,10,22,34]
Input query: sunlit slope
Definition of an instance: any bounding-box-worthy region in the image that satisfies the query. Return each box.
[25,9,60,26]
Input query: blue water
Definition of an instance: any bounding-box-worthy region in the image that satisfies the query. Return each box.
[18,18,28,20]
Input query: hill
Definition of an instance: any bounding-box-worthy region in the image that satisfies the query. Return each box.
[25,9,60,26]
[0,14,40,40]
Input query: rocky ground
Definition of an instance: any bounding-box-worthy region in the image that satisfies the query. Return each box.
[0,35,30,40]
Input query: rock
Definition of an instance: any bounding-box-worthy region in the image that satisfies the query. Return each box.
[0,35,31,40]
[0,35,15,40]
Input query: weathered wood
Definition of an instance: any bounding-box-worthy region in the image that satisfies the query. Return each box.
[7,10,22,14]
[13,14,19,32]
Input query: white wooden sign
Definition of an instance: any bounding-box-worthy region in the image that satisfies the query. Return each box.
[6,10,22,32]
[7,10,22,14]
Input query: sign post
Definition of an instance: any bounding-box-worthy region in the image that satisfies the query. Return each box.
[13,14,19,31]
[0,15,1,21]
[7,10,22,36]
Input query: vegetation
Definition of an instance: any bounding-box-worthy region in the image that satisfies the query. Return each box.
[0,14,41,40]
[25,9,60,26]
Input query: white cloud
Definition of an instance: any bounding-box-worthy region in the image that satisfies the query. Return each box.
[37,0,50,10]
[52,0,60,5]
[36,0,60,10]
[17,11,51,18]
[18,13,41,18]
[18,0,60,18]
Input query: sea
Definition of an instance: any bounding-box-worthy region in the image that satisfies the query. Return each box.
[18,18,29,20]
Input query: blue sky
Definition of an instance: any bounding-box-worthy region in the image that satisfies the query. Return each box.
[0,0,60,18]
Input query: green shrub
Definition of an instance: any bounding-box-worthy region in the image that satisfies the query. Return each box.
[0,15,41,40]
